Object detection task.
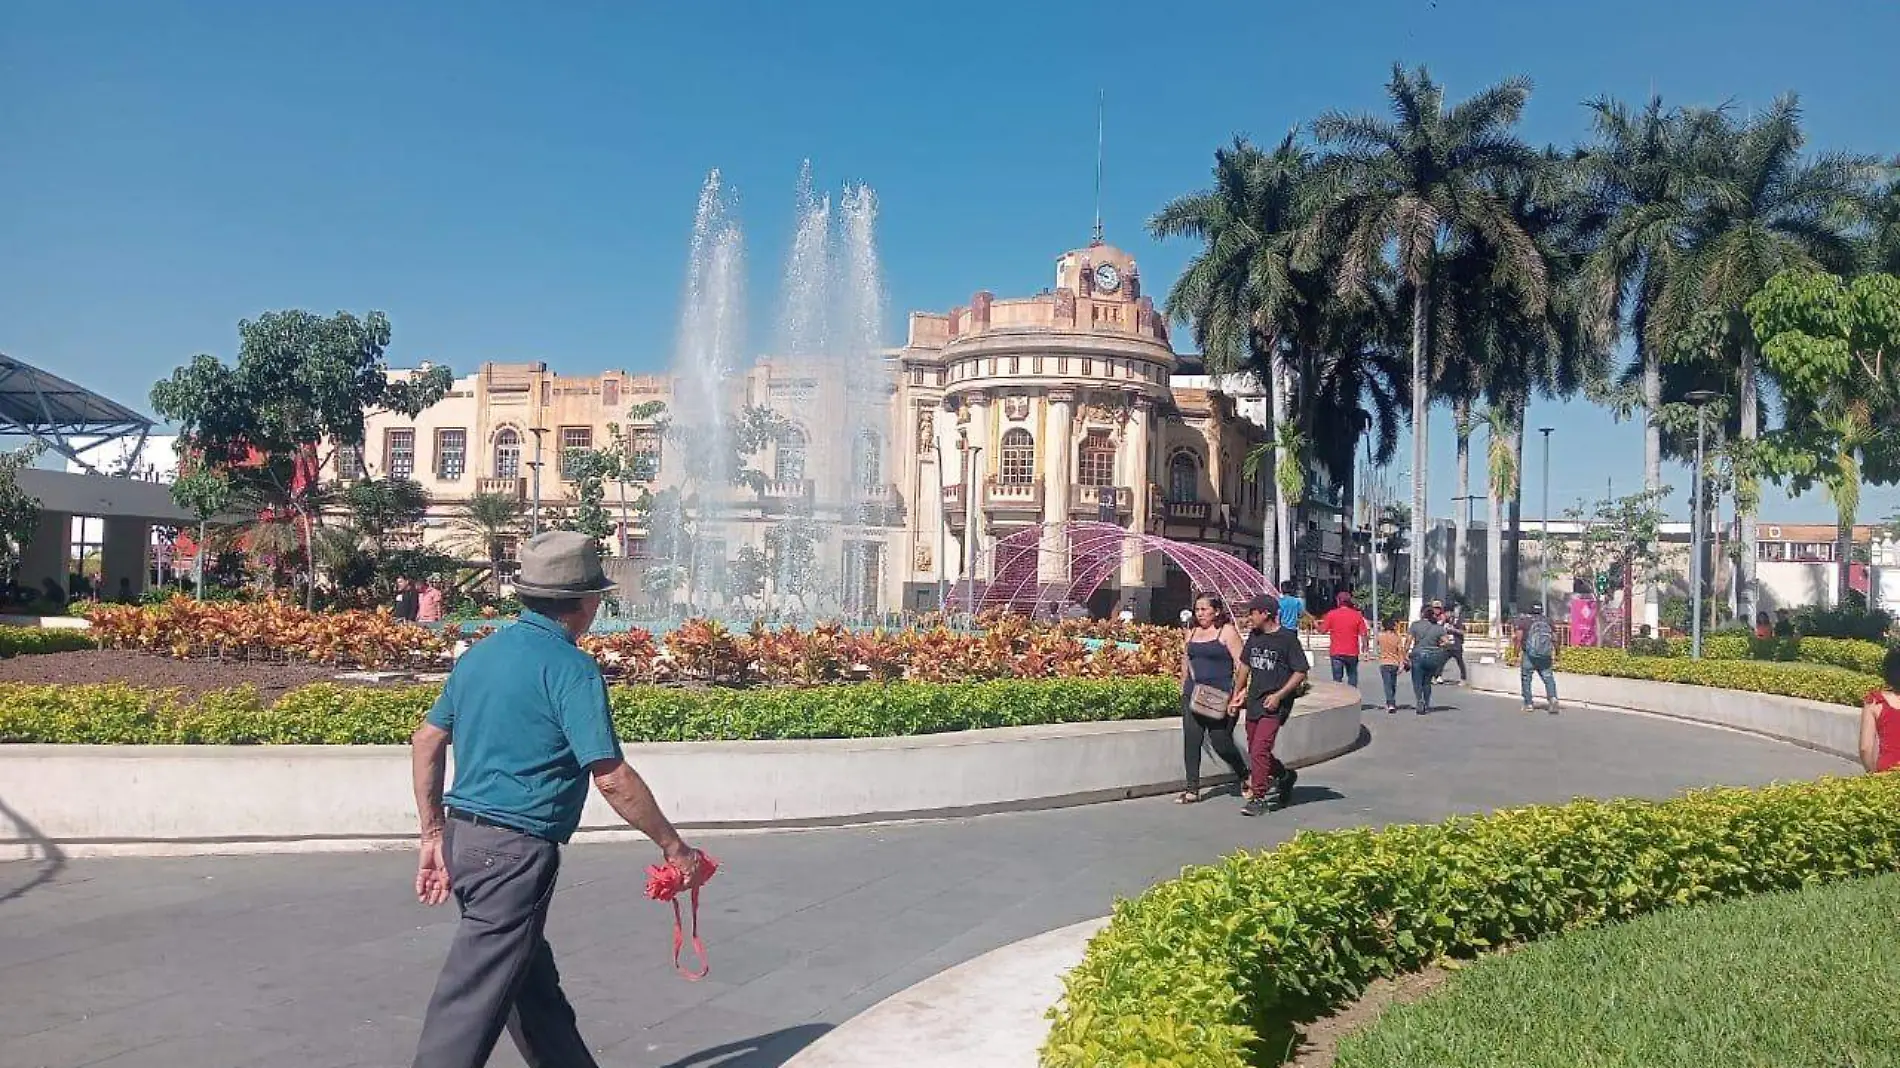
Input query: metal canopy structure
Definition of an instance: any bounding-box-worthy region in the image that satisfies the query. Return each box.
[948,521,1278,616]
[0,353,154,472]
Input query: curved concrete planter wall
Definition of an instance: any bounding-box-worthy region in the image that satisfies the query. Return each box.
[1465,662,1860,762]
[0,682,1362,857]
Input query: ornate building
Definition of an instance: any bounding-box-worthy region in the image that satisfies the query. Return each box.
[336,238,1269,621]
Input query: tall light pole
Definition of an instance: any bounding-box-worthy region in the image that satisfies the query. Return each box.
[528,427,548,537]
[1539,427,1555,617]
[931,441,949,613]
[1685,390,1719,659]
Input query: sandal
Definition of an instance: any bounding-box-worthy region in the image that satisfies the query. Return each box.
[1177,789,1202,804]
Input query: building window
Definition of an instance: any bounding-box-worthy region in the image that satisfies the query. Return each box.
[854,430,881,489]
[335,445,364,479]
[496,536,520,564]
[1169,453,1199,502]
[385,429,415,479]
[493,429,521,478]
[776,428,807,483]
[911,368,925,386]
[1058,357,1069,375]
[603,379,620,407]
[1033,355,1044,374]
[1757,541,1789,562]
[559,427,592,478]
[1078,430,1116,488]
[987,358,997,377]
[631,429,662,481]
[1081,358,1094,377]
[1000,429,1035,485]
[540,381,550,405]
[1008,356,1019,374]
[435,429,467,480]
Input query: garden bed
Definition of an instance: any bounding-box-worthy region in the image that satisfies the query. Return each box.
[0,648,411,701]
[1335,873,1900,1067]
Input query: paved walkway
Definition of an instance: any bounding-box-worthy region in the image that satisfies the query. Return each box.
[0,682,1850,1068]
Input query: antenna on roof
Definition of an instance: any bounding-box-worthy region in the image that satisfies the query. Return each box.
[1092,89,1105,246]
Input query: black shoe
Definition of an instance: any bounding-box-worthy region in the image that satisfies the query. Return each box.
[1241,796,1272,817]
[1268,768,1298,810]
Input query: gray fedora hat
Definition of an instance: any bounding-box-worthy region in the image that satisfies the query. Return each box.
[511,531,618,599]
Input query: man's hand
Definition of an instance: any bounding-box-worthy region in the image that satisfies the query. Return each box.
[416,833,451,906]
[1263,693,1282,713]
[665,841,710,892]
[1226,691,1246,712]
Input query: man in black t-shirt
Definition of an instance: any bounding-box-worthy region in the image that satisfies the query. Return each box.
[1230,593,1311,815]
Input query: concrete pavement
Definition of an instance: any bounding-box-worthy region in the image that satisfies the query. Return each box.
[0,681,1850,1068]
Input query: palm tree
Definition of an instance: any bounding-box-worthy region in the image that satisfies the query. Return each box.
[1676,96,1869,621]
[1151,134,1315,580]
[1306,65,1547,619]
[450,492,527,594]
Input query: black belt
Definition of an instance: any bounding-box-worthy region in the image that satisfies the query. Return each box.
[445,806,551,843]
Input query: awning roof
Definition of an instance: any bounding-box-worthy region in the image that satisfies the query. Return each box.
[15,468,200,524]
[0,353,155,470]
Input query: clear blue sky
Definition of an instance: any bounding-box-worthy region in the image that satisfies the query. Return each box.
[4,0,1897,525]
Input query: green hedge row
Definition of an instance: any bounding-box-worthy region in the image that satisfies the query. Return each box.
[1552,648,1880,707]
[1043,773,1900,1067]
[1662,632,1891,674]
[0,676,1184,745]
[0,626,96,658]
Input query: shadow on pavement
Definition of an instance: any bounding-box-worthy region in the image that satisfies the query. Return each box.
[0,796,66,906]
[656,1023,833,1068]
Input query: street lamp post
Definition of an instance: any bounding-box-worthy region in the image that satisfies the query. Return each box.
[1685,390,1719,659]
[1539,427,1555,617]
[528,427,548,537]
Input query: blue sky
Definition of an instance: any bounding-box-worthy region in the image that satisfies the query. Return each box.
[3,0,1897,525]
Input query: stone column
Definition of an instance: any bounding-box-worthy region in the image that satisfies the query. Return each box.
[1042,387,1077,584]
[1121,396,1155,590]
[101,517,151,598]
[18,511,68,595]
[964,392,992,580]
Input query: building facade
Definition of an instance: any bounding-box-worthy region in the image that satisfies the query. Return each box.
[333,239,1271,620]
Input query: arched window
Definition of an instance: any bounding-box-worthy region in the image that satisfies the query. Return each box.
[776,427,807,483]
[1169,452,1199,502]
[853,430,881,489]
[999,429,1035,485]
[493,429,520,479]
[1077,430,1116,488]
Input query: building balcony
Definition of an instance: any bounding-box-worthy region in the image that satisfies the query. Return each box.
[984,478,1044,517]
[476,477,526,500]
[758,479,815,513]
[1164,499,1213,523]
[1069,484,1133,519]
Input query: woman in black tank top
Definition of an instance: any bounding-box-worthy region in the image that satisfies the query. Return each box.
[1178,594,1251,802]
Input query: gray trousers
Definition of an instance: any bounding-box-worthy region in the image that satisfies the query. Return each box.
[413,818,599,1068]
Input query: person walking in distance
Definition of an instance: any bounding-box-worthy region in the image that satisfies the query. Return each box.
[1317,590,1370,688]
[1231,594,1311,816]
[409,531,708,1068]
[1406,604,1452,713]
[1376,617,1410,715]
[1514,602,1560,713]
[1438,603,1469,685]
[1177,594,1251,803]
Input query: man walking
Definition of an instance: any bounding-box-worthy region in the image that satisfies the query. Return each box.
[1513,602,1560,713]
[1231,593,1311,816]
[409,531,708,1068]
[1317,590,1369,688]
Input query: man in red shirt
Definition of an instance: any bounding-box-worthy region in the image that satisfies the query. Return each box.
[1317,590,1370,688]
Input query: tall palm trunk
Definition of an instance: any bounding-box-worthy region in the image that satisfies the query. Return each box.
[1408,286,1429,622]
[1273,360,1293,583]
[1507,412,1526,611]
[1259,341,1281,587]
[1738,342,1760,621]
[1453,397,1471,604]
[1641,351,1662,631]
[1485,412,1508,634]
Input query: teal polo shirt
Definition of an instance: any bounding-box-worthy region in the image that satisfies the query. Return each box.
[427,611,622,843]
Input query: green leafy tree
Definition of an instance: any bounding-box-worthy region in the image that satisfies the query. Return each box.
[1305,65,1547,620]
[1556,488,1672,640]
[151,310,451,608]
[1748,269,1900,601]
[449,492,527,594]
[0,445,43,590]
[169,462,233,598]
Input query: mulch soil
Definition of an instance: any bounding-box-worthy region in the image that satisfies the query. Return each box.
[1284,966,1453,1067]
[0,649,418,703]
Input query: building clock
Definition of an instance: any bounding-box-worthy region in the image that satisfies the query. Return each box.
[1092,262,1120,293]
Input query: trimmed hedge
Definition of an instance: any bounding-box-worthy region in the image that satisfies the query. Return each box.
[1043,773,1900,1067]
[0,676,1184,745]
[0,626,97,658]
[1662,632,1891,674]
[1553,648,1880,707]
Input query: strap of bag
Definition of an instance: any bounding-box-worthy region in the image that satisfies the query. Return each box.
[670,884,710,981]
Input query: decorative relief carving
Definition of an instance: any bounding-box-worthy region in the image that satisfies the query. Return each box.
[916,409,934,455]
[1003,394,1029,421]
[913,544,933,572]
[1047,387,1078,407]
[1084,391,1133,426]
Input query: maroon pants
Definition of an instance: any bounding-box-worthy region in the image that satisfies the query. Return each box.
[1246,714,1285,794]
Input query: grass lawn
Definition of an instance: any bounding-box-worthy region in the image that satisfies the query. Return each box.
[1336,873,1900,1068]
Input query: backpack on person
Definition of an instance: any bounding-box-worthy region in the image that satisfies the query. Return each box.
[1524,616,1555,663]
